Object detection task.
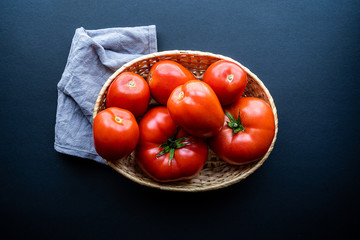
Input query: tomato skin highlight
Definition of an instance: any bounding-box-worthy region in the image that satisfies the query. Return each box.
[203,60,247,106]
[93,107,139,161]
[147,60,196,105]
[135,106,208,182]
[209,97,275,165]
[106,72,150,118]
[167,80,224,138]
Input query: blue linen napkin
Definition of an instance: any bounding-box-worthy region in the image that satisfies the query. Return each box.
[54,25,157,164]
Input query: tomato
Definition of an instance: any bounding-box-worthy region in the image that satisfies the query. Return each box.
[167,80,224,138]
[202,60,247,106]
[209,97,275,165]
[147,60,196,105]
[135,106,208,182]
[106,72,150,118]
[93,107,139,161]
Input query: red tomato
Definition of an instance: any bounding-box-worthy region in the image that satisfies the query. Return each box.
[93,107,139,161]
[147,60,196,105]
[209,97,275,165]
[202,60,247,106]
[106,72,150,118]
[135,106,208,182]
[167,80,224,138]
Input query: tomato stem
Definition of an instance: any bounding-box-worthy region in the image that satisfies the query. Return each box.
[227,74,234,82]
[128,80,136,87]
[225,111,245,134]
[114,116,123,124]
[156,128,192,166]
[178,91,184,100]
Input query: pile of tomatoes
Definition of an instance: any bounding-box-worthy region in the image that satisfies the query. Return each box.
[93,59,275,182]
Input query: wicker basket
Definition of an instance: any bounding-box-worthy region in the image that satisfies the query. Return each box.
[93,50,278,192]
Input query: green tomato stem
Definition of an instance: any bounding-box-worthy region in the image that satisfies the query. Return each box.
[225,111,245,135]
[155,128,192,165]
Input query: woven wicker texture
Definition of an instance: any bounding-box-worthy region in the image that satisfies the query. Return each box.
[93,50,278,192]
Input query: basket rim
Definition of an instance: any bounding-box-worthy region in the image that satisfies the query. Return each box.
[93,50,278,192]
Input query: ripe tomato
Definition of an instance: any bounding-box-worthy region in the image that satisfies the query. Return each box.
[106,72,150,118]
[209,97,275,165]
[147,60,196,105]
[202,60,247,106]
[93,107,139,161]
[167,80,224,138]
[135,106,208,182]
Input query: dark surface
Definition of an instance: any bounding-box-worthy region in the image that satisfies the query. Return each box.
[1,0,360,239]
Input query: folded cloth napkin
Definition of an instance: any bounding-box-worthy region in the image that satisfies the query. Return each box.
[54,25,157,164]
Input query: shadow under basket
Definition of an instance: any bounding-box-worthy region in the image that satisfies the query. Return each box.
[93,50,278,192]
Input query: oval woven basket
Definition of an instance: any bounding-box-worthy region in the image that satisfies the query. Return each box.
[93,50,278,192]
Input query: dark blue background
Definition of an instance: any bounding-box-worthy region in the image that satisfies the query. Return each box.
[1,0,359,239]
